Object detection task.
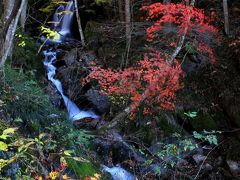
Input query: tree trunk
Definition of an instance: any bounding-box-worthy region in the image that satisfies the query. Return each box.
[124,0,131,67]
[223,0,230,36]
[118,0,124,21]
[20,0,28,31]
[74,0,85,46]
[0,0,26,69]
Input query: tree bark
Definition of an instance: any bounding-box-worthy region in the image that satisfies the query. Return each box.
[169,2,195,63]
[124,0,131,67]
[223,0,230,36]
[20,0,28,31]
[118,0,124,21]
[0,0,26,69]
[74,0,85,46]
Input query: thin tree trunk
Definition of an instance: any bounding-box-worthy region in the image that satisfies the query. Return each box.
[223,0,230,36]
[20,0,28,31]
[0,0,26,69]
[118,0,124,21]
[73,0,85,46]
[124,0,131,67]
[169,2,195,63]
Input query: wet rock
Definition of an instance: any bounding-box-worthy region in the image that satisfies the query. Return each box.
[56,66,89,105]
[73,117,98,129]
[86,89,110,114]
[227,160,240,177]
[47,83,63,108]
[192,154,206,165]
[64,48,78,66]
[52,59,67,68]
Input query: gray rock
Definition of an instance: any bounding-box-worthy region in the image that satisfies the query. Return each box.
[193,154,206,165]
[227,160,240,176]
[86,89,110,114]
[64,48,78,66]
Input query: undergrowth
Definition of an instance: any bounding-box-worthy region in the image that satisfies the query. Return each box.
[0,67,100,179]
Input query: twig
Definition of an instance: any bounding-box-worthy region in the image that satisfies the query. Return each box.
[193,140,225,180]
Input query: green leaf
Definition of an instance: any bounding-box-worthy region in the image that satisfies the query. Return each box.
[0,134,10,140]
[193,131,203,140]
[0,141,8,151]
[3,127,18,135]
[14,117,23,123]
[64,150,73,156]
[67,160,97,177]
[184,111,197,118]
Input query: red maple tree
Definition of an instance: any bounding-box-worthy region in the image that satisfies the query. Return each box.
[84,3,217,114]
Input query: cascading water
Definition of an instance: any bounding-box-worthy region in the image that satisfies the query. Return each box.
[43,0,99,121]
[43,50,99,120]
[58,1,74,38]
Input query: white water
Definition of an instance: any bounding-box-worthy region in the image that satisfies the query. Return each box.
[58,1,74,38]
[101,165,135,180]
[43,0,99,121]
[43,50,99,120]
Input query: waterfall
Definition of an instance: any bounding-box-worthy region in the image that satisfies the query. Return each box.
[58,1,74,38]
[50,1,74,42]
[43,0,99,121]
[43,50,99,120]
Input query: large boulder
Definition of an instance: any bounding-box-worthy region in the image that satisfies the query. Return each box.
[86,89,110,114]
[56,66,89,105]
[64,48,78,66]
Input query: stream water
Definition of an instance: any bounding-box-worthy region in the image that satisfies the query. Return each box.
[43,1,99,121]
[42,1,135,179]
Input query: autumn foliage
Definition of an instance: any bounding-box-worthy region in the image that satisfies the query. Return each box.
[84,3,218,114]
[85,50,183,112]
[142,3,218,41]
[143,3,218,64]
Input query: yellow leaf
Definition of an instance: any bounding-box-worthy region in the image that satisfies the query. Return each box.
[3,128,18,135]
[0,141,8,151]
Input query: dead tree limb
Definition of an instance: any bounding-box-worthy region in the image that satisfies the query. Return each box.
[74,0,85,46]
